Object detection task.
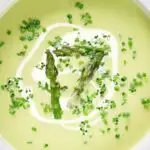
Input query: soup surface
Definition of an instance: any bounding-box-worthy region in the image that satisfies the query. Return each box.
[0,0,150,150]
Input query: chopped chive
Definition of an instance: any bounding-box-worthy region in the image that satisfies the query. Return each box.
[42,27,46,32]
[100,129,105,134]
[17,51,26,56]
[125,125,128,131]
[20,36,26,41]
[35,62,45,70]
[0,41,5,47]
[0,60,2,64]
[1,77,32,115]
[114,127,118,132]
[79,120,91,135]
[66,14,73,24]
[27,141,32,144]
[123,60,127,65]
[31,127,37,132]
[115,134,120,139]
[44,144,49,148]
[84,141,88,144]
[107,128,111,132]
[121,47,127,52]
[78,60,84,65]
[19,18,41,41]
[42,103,52,113]
[73,28,79,31]
[112,116,119,125]
[114,86,120,91]
[7,29,12,35]
[60,85,68,91]
[141,98,150,109]
[72,69,77,73]
[24,44,28,49]
[132,50,136,59]
[121,92,127,105]
[121,41,126,47]
[129,73,147,93]
[75,1,84,9]
[72,106,81,115]
[121,112,130,118]
[109,100,116,109]
[128,37,133,49]
[81,13,92,26]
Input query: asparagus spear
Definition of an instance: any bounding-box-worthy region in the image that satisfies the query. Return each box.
[45,50,63,119]
[75,52,105,95]
[53,45,110,57]
[53,46,85,57]
[53,49,74,56]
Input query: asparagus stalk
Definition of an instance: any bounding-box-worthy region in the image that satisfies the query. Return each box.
[53,49,74,56]
[53,45,110,57]
[45,50,63,119]
[75,52,105,95]
[53,46,85,57]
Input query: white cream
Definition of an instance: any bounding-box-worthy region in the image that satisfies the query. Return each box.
[16,23,118,130]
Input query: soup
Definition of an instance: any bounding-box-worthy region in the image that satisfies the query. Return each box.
[0,0,150,150]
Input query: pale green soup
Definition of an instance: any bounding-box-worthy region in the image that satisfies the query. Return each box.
[0,0,150,150]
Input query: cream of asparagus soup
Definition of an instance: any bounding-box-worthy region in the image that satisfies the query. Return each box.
[0,0,150,150]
